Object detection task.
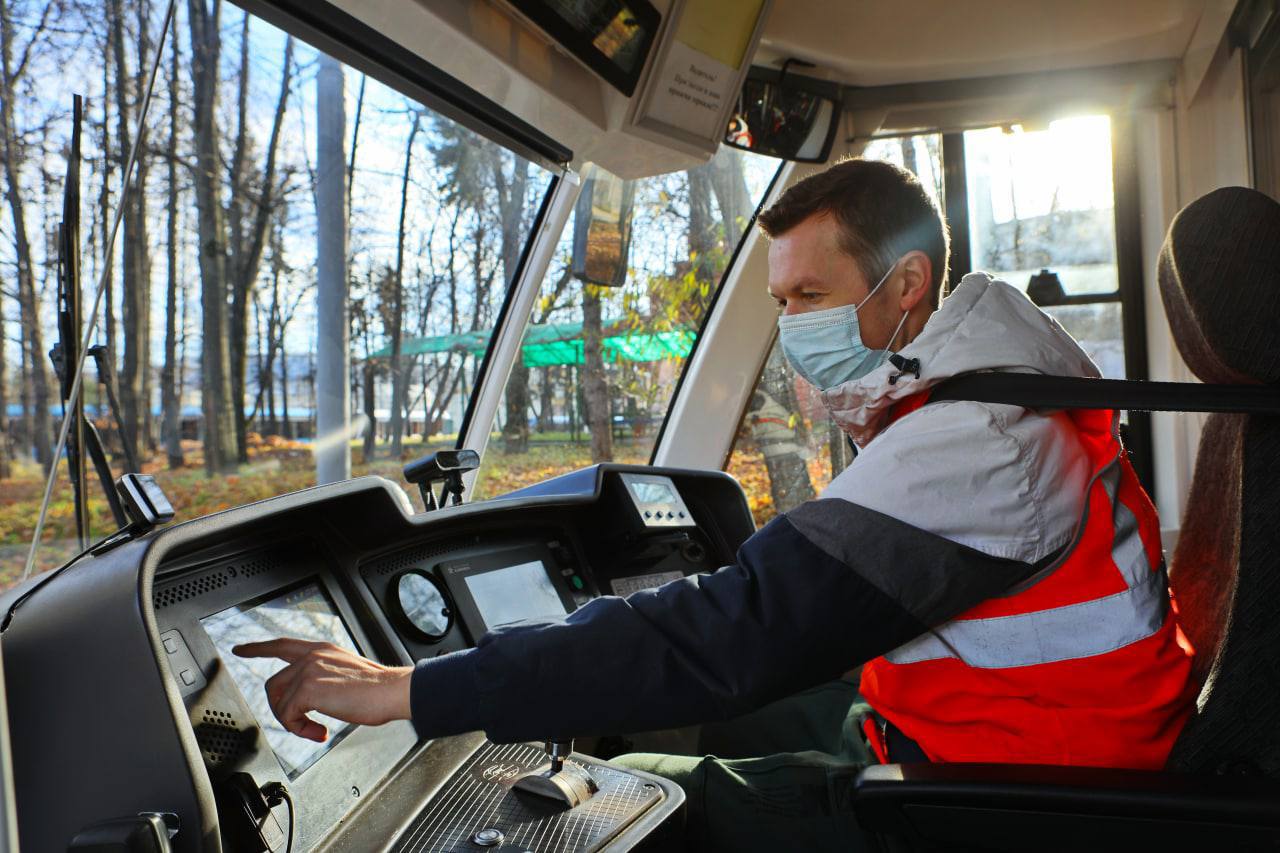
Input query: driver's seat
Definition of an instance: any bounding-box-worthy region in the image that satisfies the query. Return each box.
[852,186,1280,851]
[1158,186,1280,776]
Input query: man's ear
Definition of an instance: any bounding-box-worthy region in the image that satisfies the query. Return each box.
[897,250,934,312]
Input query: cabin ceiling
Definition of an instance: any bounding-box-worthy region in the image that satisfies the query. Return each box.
[756,0,1212,86]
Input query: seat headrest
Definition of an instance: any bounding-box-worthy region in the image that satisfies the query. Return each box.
[1158,186,1280,385]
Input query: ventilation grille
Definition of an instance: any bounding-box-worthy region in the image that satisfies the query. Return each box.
[369,536,479,577]
[232,556,272,579]
[195,710,249,767]
[154,551,285,609]
[154,569,230,610]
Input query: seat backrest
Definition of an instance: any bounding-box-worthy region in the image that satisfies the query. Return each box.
[1159,186,1280,776]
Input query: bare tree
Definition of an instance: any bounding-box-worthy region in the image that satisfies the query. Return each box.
[495,154,530,453]
[186,0,237,474]
[160,16,183,468]
[227,24,294,462]
[581,284,611,462]
[387,112,420,458]
[0,0,56,471]
[110,0,153,465]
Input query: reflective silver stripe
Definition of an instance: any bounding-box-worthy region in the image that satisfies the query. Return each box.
[1099,461,1152,588]
[885,455,1166,669]
[884,565,1168,667]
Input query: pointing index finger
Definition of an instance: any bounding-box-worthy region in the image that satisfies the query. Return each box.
[232,637,314,662]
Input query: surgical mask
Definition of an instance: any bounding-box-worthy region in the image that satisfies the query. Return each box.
[776,261,909,391]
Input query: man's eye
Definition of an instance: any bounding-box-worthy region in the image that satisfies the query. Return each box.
[802,292,823,303]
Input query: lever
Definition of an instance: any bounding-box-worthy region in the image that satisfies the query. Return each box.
[513,738,598,808]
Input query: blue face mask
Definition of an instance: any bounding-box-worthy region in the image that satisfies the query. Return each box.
[776,261,909,391]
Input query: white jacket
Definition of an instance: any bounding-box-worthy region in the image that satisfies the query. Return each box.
[819,273,1100,563]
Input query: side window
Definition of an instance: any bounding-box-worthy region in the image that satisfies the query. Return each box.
[472,146,782,499]
[964,117,1126,378]
[726,118,1139,525]
[725,135,942,525]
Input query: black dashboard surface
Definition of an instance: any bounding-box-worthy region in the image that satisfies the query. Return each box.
[1,464,753,852]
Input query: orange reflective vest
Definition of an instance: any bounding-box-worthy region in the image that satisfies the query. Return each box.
[860,400,1196,769]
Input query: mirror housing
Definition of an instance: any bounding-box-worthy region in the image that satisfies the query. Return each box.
[724,66,842,163]
[571,167,636,287]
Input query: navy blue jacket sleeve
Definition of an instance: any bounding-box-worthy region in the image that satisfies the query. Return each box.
[409,503,1042,743]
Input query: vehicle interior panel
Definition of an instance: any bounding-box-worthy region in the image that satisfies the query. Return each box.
[12,0,1280,851]
[3,465,746,851]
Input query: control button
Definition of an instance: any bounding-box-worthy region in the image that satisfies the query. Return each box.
[678,511,686,518]
[571,576,584,591]
[644,510,652,519]
[163,637,178,655]
[473,828,504,847]
[666,511,675,519]
[179,669,196,686]
[561,568,575,577]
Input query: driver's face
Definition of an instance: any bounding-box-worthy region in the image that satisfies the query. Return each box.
[767,212,902,350]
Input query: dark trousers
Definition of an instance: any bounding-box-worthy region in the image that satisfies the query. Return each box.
[610,678,874,852]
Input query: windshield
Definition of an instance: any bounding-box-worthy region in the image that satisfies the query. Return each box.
[0,1,553,583]
[472,146,781,499]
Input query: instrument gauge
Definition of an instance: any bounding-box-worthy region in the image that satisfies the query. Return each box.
[392,570,453,643]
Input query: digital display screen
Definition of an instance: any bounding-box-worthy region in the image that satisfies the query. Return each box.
[463,560,568,631]
[510,0,659,95]
[201,582,359,779]
[630,480,676,504]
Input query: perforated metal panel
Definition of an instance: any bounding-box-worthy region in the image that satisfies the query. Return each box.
[367,536,481,577]
[153,568,230,610]
[391,742,662,853]
[194,709,250,768]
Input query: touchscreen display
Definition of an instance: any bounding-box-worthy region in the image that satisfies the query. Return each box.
[201,582,359,779]
[464,560,567,631]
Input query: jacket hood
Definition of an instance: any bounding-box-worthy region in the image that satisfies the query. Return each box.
[822,272,1101,446]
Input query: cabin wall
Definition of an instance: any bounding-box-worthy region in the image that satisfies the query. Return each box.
[1140,1,1249,542]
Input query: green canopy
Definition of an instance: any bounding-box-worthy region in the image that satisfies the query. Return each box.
[369,318,696,367]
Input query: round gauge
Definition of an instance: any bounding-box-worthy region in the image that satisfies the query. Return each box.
[392,570,453,642]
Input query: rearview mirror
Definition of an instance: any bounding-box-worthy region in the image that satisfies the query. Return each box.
[572,167,636,287]
[724,68,841,163]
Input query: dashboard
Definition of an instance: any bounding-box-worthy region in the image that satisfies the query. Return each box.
[0,463,754,852]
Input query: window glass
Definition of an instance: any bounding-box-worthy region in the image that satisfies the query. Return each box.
[724,135,941,526]
[0,2,552,582]
[473,146,780,499]
[964,116,1126,377]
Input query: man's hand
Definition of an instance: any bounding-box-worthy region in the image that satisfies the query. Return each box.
[233,639,413,743]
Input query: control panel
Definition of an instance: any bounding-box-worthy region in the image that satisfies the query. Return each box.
[2,464,753,853]
[619,472,696,529]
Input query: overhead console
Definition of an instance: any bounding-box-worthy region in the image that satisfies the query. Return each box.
[1,464,752,852]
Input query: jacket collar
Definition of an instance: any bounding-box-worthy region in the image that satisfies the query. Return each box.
[820,273,1101,447]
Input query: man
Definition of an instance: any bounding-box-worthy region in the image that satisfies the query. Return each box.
[236,159,1195,850]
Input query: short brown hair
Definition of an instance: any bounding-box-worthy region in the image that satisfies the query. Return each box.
[758,158,950,307]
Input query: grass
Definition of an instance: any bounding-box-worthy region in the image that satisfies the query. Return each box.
[0,433,658,589]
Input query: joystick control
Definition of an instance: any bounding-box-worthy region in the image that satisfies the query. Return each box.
[513,739,598,808]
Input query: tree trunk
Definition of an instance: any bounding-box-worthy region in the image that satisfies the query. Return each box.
[0,0,53,470]
[497,158,531,453]
[229,32,293,463]
[100,19,117,371]
[314,52,349,483]
[187,0,237,475]
[581,286,612,462]
[280,341,290,440]
[388,114,420,458]
[111,0,152,467]
[161,25,184,468]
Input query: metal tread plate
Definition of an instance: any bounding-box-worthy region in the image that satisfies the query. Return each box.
[391,742,663,852]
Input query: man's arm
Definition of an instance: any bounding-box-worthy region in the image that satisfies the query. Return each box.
[238,501,1049,743]
[415,501,1050,742]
